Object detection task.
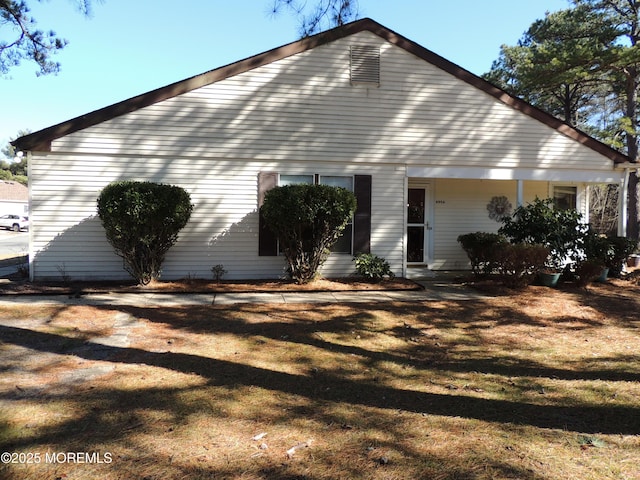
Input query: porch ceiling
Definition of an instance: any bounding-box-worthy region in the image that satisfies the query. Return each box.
[406,166,623,183]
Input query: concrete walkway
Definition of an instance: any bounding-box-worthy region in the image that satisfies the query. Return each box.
[0,281,487,307]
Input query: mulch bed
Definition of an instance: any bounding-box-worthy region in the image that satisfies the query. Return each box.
[0,276,423,295]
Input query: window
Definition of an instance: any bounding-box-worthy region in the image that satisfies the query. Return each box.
[320,176,354,254]
[258,172,371,257]
[278,174,354,254]
[553,186,577,211]
[280,174,313,186]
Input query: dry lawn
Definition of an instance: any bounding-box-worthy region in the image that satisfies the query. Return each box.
[0,281,639,479]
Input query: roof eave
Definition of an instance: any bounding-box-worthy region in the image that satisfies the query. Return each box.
[12,19,370,152]
[365,22,629,165]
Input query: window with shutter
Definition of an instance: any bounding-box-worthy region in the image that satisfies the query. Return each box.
[257,172,372,256]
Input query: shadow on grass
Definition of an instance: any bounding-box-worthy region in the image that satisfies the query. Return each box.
[0,323,637,436]
[118,302,640,384]
[1,377,545,480]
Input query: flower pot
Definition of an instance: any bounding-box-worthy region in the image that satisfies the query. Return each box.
[627,255,640,268]
[539,271,561,288]
[596,267,609,283]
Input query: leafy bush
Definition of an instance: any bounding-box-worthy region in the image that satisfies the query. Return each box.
[582,228,613,265]
[261,184,357,284]
[353,253,394,281]
[499,197,586,270]
[605,235,637,277]
[97,181,193,285]
[457,232,508,277]
[495,243,549,288]
[211,264,227,283]
[583,229,636,277]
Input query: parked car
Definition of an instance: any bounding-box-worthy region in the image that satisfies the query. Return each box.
[0,214,29,232]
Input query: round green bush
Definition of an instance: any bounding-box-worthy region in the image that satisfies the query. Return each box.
[457,232,508,277]
[261,184,356,284]
[499,197,586,270]
[97,181,193,284]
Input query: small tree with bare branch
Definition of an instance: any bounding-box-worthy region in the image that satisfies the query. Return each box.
[269,0,359,37]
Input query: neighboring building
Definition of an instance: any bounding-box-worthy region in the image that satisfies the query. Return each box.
[0,180,28,217]
[13,19,630,282]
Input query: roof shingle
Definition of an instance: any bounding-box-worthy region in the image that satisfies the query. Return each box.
[0,181,28,202]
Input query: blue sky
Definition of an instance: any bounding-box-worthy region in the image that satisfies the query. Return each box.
[1,0,571,153]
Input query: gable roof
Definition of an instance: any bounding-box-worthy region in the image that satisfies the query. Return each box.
[12,18,629,164]
[0,180,28,202]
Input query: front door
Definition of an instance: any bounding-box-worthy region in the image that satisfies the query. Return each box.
[407,187,429,263]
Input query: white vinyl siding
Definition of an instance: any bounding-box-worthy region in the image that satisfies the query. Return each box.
[52,32,614,172]
[29,154,403,281]
[431,179,550,270]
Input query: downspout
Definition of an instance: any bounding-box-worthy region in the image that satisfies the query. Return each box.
[26,151,34,282]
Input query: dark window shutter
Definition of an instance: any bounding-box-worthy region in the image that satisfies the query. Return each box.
[353,175,371,254]
[258,172,278,256]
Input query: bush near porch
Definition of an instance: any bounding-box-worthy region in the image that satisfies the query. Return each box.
[458,198,638,287]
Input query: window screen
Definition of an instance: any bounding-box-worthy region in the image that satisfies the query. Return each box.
[553,186,577,211]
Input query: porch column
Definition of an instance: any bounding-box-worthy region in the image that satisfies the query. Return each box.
[402,175,408,278]
[618,169,630,237]
[516,179,524,207]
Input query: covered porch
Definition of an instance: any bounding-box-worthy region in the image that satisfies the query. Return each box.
[402,164,627,277]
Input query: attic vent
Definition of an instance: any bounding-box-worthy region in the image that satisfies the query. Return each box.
[350,45,380,86]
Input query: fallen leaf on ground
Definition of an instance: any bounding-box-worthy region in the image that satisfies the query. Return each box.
[286,439,313,458]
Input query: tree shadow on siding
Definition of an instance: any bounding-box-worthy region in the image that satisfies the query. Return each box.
[31,36,578,282]
[206,208,287,280]
[31,205,283,282]
[32,215,128,282]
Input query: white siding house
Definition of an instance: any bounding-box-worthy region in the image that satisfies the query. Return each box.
[13,19,629,282]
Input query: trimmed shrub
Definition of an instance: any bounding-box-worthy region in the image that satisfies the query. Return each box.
[353,253,394,281]
[97,181,193,285]
[582,228,613,264]
[495,243,549,288]
[584,229,637,277]
[261,184,357,284]
[457,232,508,277]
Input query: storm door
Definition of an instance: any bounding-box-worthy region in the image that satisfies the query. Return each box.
[407,187,429,263]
